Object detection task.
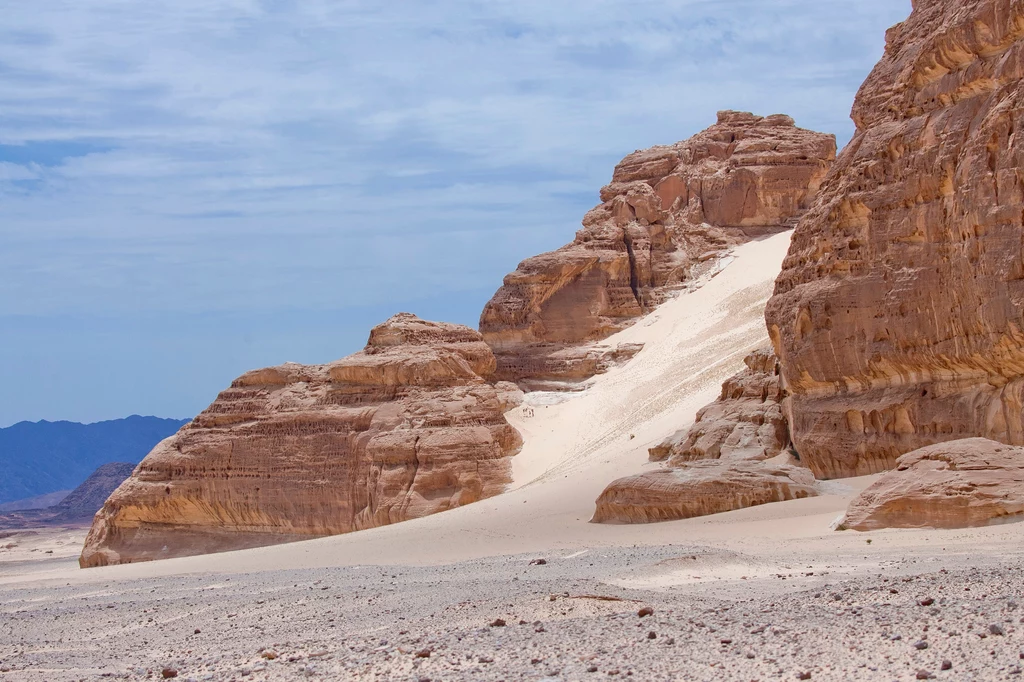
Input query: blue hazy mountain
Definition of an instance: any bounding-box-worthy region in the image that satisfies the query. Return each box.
[0,416,188,505]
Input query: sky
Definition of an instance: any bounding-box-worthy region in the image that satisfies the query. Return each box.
[0,0,913,427]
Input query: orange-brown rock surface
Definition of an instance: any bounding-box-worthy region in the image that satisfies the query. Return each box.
[481,112,835,389]
[841,438,1024,530]
[592,460,816,524]
[766,0,1024,479]
[80,314,523,567]
[649,347,790,464]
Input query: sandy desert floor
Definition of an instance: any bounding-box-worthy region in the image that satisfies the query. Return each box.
[2,231,1022,681]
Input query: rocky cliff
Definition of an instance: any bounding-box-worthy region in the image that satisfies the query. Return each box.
[481,112,836,389]
[80,314,523,567]
[766,0,1024,479]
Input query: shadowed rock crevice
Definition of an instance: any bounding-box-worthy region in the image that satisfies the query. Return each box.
[622,229,645,311]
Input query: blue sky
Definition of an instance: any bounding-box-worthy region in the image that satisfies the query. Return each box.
[0,0,912,426]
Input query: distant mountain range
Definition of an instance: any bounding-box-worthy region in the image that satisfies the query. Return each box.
[0,416,189,505]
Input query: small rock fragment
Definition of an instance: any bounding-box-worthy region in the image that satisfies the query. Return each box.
[989,624,1005,636]
[415,648,432,658]
[161,669,178,679]
[940,660,952,671]
[637,607,654,618]
[914,640,929,650]
[490,618,506,627]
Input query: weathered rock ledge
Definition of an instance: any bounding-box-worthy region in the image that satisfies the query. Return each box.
[841,438,1024,531]
[592,460,816,524]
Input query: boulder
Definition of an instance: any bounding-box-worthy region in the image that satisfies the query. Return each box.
[80,314,523,567]
[592,460,817,524]
[841,438,1024,531]
[766,0,1024,478]
[482,112,835,389]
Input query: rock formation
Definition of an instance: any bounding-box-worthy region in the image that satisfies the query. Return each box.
[649,347,789,463]
[592,460,816,524]
[841,438,1024,530]
[80,314,523,567]
[481,112,836,389]
[766,0,1024,479]
[593,347,814,525]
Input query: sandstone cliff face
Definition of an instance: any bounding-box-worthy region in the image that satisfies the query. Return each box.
[80,314,522,567]
[649,347,790,464]
[481,112,836,388]
[841,438,1024,530]
[766,0,1024,479]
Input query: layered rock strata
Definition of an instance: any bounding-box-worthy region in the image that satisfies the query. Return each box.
[766,0,1024,479]
[80,314,523,567]
[649,347,789,463]
[482,112,835,389]
[841,438,1024,530]
[592,460,816,524]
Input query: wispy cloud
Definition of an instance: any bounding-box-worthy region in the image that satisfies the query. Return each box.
[0,0,912,423]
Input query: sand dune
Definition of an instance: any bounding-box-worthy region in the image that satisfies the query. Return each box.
[5,229,1022,592]
[4,230,1024,681]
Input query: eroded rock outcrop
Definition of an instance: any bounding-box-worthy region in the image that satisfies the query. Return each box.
[766,0,1024,479]
[649,347,789,463]
[482,112,835,389]
[80,314,522,567]
[593,346,813,524]
[592,460,816,524]
[841,438,1024,530]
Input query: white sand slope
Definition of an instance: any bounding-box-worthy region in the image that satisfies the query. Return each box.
[19,228,1020,590]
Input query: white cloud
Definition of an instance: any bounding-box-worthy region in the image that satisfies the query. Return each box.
[0,1,913,311]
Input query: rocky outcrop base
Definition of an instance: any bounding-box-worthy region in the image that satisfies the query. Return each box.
[649,347,789,463]
[840,438,1024,531]
[592,461,817,524]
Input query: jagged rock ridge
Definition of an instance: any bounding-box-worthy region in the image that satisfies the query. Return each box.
[481,111,836,390]
[765,0,1024,479]
[80,314,523,568]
